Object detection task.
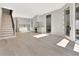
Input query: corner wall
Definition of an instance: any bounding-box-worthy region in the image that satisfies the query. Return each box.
[38,15,46,33]
[70,3,75,41]
[51,9,65,36]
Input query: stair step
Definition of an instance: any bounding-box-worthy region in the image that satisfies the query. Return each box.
[0,31,13,32]
[2,24,12,26]
[0,31,13,33]
[0,34,13,37]
[0,29,13,31]
[1,28,13,30]
[1,28,12,30]
[0,35,15,40]
[0,29,13,30]
[2,26,12,27]
[0,32,13,34]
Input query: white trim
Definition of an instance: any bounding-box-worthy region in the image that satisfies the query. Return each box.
[65,35,70,39]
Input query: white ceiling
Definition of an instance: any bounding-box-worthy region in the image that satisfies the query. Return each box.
[0,3,65,18]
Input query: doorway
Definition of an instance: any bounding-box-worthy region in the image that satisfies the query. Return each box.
[64,7,71,36]
[75,3,79,41]
[46,14,51,33]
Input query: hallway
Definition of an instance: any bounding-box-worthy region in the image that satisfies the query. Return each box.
[0,3,78,56]
[0,32,78,56]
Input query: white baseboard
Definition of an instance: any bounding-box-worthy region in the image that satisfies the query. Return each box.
[65,35,70,39]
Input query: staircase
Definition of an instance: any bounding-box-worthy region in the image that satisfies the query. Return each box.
[0,14,15,39]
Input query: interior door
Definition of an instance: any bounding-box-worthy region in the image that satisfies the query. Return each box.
[64,7,71,36]
[46,15,51,33]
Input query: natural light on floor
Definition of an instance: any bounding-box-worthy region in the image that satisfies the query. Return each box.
[33,34,49,38]
[57,39,69,48]
[73,44,79,53]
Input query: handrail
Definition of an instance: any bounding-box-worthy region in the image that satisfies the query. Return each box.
[10,10,15,35]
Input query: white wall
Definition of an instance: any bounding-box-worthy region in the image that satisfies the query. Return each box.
[38,15,46,33]
[36,3,76,42]
[30,16,38,32]
[32,9,65,35]
[76,20,79,29]
[31,5,65,35]
[0,8,2,29]
[51,9,65,35]
[51,4,75,41]
[70,3,75,41]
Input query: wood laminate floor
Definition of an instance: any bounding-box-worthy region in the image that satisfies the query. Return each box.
[0,32,79,56]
